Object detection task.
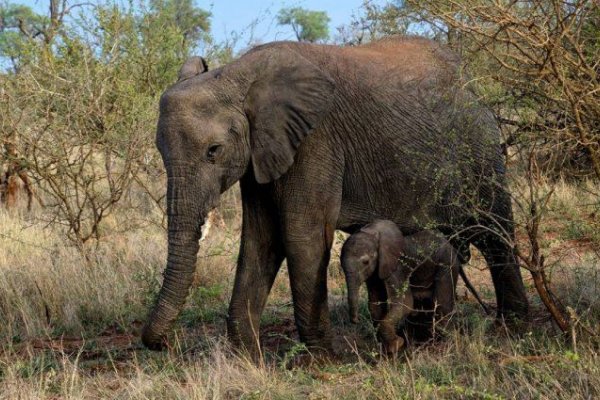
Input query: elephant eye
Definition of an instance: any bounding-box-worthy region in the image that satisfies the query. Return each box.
[206,144,222,162]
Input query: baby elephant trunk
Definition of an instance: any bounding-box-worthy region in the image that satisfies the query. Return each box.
[347,275,361,324]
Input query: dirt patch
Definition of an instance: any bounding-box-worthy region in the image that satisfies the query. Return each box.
[261,317,298,354]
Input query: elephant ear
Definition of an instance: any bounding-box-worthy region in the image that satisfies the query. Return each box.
[363,221,405,280]
[178,56,208,81]
[243,48,336,184]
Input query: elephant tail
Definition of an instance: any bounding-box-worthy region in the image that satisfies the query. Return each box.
[459,266,491,315]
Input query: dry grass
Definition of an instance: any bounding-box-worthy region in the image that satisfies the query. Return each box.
[0,182,599,399]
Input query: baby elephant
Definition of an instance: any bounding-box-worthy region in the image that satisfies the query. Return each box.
[341,220,460,354]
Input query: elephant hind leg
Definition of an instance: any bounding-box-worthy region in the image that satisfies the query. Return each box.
[472,223,529,321]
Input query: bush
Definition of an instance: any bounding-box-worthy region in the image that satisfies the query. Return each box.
[0,0,213,247]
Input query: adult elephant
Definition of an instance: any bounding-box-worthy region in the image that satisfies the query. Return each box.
[141,37,528,353]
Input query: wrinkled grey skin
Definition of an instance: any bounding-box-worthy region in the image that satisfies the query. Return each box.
[341,220,460,353]
[142,37,528,355]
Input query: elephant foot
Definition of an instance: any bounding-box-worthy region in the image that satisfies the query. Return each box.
[226,318,263,362]
[493,314,531,336]
[297,327,334,354]
[383,336,405,355]
[141,326,169,351]
[305,340,334,356]
[494,294,531,335]
[283,347,338,369]
[280,334,335,368]
[497,302,530,325]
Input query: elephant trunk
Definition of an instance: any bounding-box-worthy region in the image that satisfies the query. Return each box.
[347,274,361,324]
[142,171,206,350]
[141,232,200,349]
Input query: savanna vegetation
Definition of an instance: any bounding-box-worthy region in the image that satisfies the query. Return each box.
[0,0,598,398]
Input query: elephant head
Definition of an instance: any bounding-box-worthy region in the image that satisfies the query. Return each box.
[141,45,336,349]
[341,220,406,324]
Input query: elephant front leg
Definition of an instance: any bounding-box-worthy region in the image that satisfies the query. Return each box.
[379,281,413,354]
[227,239,284,358]
[285,222,337,353]
[227,179,285,359]
[366,277,388,327]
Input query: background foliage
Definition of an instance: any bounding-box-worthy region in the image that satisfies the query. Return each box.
[276,6,330,43]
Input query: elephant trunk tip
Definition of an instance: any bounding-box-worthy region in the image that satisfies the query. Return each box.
[141,324,167,351]
[350,309,359,324]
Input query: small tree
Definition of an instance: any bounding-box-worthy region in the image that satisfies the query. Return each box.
[403,0,600,334]
[0,2,47,71]
[0,0,212,249]
[406,0,600,180]
[149,0,211,51]
[277,7,330,43]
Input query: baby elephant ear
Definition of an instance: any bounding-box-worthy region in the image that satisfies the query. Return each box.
[375,223,406,280]
[178,56,209,81]
[244,47,336,184]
